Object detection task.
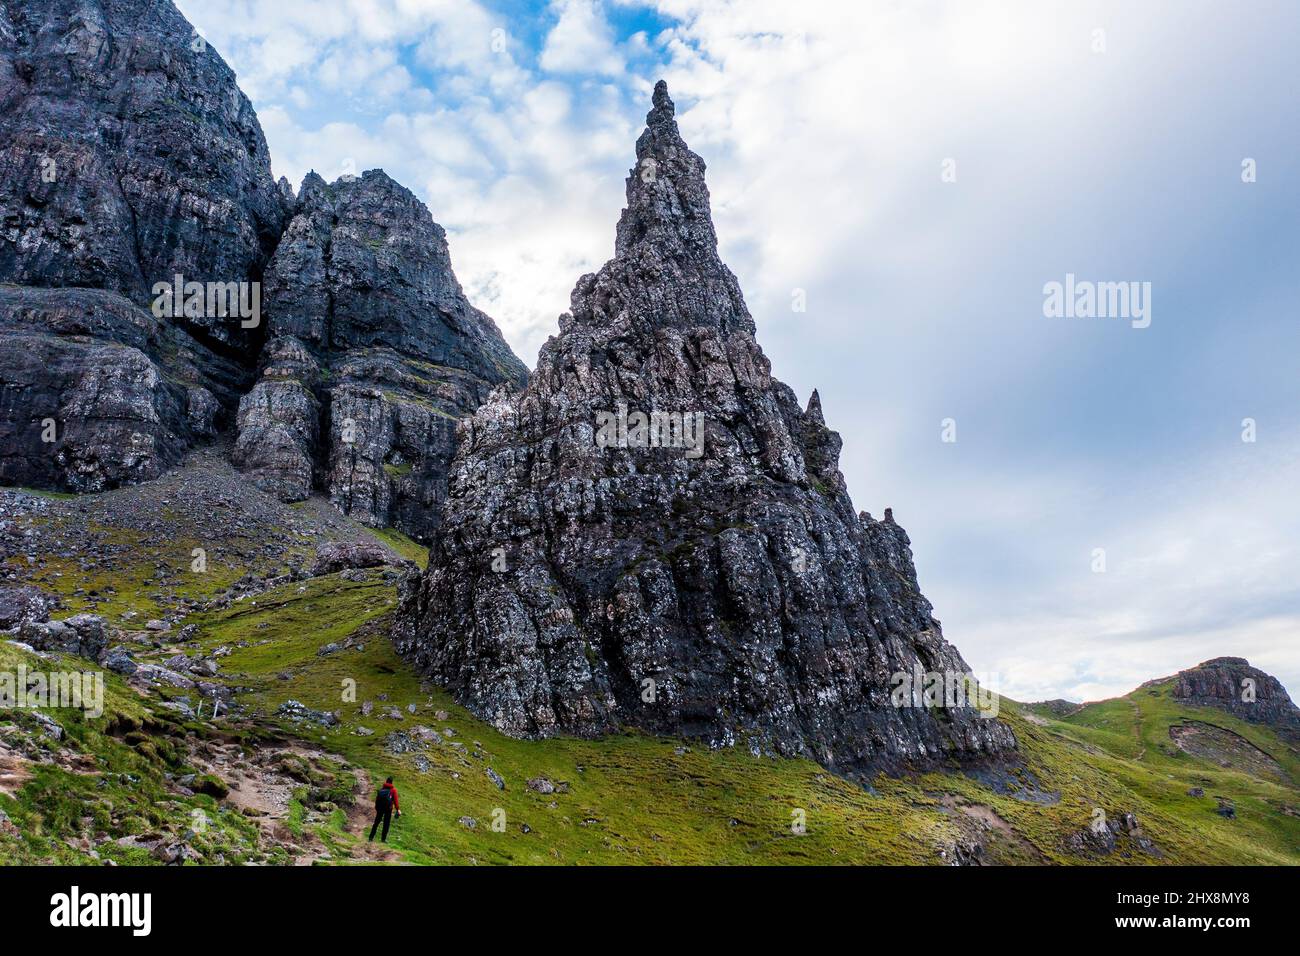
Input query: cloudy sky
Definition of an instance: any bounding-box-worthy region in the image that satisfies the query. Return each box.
[177,0,1300,703]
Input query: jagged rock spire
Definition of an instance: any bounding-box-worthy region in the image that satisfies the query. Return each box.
[806,389,825,425]
[615,80,715,256]
[396,82,1016,775]
[582,80,754,336]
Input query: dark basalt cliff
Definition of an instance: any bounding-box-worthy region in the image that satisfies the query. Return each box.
[0,0,525,531]
[0,285,231,490]
[0,0,286,490]
[0,0,285,340]
[395,82,1016,773]
[234,169,527,540]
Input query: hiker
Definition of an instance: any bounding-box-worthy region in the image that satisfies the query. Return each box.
[369,776,400,842]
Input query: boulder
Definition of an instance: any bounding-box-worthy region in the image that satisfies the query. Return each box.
[18,613,106,660]
[276,699,338,727]
[130,664,197,691]
[102,647,139,676]
[309,541,391,576]
[384,731,421,755]
[0,584,57,628]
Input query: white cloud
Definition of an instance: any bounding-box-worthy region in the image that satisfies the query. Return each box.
[180,0,527,103]
[914,436,1300,702]
[539,0,626,76]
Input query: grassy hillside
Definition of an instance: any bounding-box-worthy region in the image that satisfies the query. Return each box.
[1020,685,1300,864]
[3,464,1299,866]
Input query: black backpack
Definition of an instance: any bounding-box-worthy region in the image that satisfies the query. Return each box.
[375,786,392,812]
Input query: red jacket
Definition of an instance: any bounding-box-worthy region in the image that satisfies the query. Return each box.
[381,781,399,812]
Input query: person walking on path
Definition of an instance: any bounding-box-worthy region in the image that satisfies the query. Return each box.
[369,777,400,842]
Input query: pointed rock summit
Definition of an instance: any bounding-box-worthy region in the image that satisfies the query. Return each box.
[600,81,752,336]
[806,389,825,424]
[396,82,1015,773]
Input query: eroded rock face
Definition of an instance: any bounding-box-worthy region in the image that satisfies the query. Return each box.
[0,286,234,491]
[264,171,521,379]
[0,583,57,628]
[236,169,527,540]
[396,82,1016,773]
[0,0,284,492]
[231,336,321,501]
[2,0,523,523]
[0,0,285,340]
[1171,658,1300,729]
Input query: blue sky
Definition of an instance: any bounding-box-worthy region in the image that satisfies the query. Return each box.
[177,0,1300,702]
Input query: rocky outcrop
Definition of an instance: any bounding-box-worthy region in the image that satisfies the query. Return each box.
[1,0,526,532]
[1027,699,1084,718]
[235,169,528,540]
[0,0,286,492]
[262,171,520,379]
[0,286,232,491]
[1170,658,1300,729]
[230,336,321,501]
[396,82,1016,774]
[0,0,285,336]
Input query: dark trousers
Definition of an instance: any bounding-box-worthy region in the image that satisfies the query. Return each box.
[369,805,392,842]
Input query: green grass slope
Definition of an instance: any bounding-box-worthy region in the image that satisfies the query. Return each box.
[3,470,1299,866]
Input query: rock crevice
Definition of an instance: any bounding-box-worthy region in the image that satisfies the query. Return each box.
[234,168,528,540]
